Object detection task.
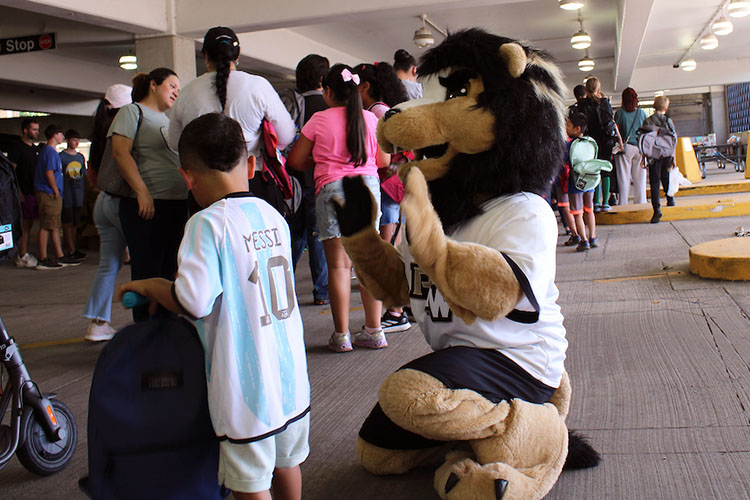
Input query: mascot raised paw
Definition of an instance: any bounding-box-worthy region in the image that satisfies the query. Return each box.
[333,29,600,500]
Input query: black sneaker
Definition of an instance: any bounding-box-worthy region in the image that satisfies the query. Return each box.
[666,196,675,207]
[70,249,87,261]
[381,311,411,334]
[576,240,591,252]
[589,237,599,248]
[36,258,63,270]
[650,211,662,224]
[58,255,82,267]
[564,235,581,246]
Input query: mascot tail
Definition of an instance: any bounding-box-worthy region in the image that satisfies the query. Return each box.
[563,431,601,470]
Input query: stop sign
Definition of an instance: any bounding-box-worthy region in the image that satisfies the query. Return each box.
[39,34,52,50]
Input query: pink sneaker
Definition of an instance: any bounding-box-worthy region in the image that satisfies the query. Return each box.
[328,332,353,353]
[353,328,388,349]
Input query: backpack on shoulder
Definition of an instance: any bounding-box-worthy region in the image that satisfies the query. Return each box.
[0,153,22,264]
[637,124,677,160]
[569,136,613,191]
[254,119,299,221]
[82,315,228,500]
[576,99,618,152]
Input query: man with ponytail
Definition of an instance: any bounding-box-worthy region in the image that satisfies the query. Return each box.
[168,26,295,204]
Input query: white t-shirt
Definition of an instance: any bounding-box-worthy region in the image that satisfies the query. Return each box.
[168,71,296,169]
[400,78,423,100]
[399,192,567,387]
[174,193,309,441]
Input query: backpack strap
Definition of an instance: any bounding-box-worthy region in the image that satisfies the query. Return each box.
[501,253,540,324]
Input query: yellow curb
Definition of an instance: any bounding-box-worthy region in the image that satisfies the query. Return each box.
[597,193,750,225]
[689,238,750,281]
[648,180,750,198]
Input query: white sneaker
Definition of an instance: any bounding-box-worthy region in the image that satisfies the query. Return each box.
[15,253,38,268]
[85,322,116,342]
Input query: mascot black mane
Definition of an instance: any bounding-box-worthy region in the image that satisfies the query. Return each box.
[333,28,599,500]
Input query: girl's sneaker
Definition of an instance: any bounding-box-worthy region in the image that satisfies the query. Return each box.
[328,332,353,353]
[589,237,599,248]
[576,240,591,252]
[564,235,581,246]
[380,311,411,333]
[353,328,388,349]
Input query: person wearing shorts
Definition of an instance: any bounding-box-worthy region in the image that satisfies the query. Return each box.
[120,114,310,500]
[33,124,80,269]
[60,129,88,261]
[566,112,598,253]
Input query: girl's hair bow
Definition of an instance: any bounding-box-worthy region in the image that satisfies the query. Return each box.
[341,68,360,85]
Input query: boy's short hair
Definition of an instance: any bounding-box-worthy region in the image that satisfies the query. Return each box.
[21,118,39,132]
[65,129,80,140]
[295,54,330,92]
[178,113,247,172]
[568,111,588,134]
[573,84,586,101]
[44,124,63,139]
[653,96,670,112]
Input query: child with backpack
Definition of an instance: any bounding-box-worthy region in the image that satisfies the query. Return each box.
[119,113,310,500]
[566,112,612,252]
[639,95,678,224]
[287,64,390,353]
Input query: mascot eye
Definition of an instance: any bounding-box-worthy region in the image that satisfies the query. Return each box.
[447,87,468,100]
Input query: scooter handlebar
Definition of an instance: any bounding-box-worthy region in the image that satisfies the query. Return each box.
[122,292,149,309]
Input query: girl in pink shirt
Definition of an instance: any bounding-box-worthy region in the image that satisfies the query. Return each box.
[288,64,390,353]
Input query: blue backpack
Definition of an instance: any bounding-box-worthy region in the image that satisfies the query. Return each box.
[83,315,228,500]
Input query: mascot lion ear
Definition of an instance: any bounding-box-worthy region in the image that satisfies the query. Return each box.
[499,43,527,78]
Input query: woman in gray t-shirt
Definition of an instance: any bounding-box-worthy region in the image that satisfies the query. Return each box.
[109,67,187,321]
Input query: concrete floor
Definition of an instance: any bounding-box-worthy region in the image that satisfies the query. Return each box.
[1,205,749,499]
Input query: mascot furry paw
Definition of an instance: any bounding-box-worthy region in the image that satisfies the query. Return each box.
[334,28,599,500]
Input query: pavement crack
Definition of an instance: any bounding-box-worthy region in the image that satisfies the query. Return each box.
[701,305,750,425]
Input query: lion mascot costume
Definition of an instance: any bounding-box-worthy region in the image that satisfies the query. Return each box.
[333,29,599,500]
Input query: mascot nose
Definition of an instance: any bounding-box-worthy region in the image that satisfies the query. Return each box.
[383,108,401,122]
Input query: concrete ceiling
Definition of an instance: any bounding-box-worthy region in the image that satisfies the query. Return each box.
[1,0,750,115]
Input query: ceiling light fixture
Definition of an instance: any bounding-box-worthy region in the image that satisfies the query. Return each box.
[118,54,137,70]
[700,33,719,50]
[571,12,591,50]
[578,52,595,72]
[559,0,584,10]
[728,0,750,17]
[681,58,697,71]
[413,14,446,49]
[712,16,734,35]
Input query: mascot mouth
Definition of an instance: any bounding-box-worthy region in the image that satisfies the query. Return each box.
[418,143,449,159]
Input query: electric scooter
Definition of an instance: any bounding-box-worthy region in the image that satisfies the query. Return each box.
[0,313,77,474]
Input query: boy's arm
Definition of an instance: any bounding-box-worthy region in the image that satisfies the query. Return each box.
[118,278,180,314]
[45,167,60,198]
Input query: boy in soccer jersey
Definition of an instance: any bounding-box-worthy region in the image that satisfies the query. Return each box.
[119,113,310,500]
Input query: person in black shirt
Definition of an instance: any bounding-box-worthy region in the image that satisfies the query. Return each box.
[7,118,41,267]
[280,54,330,305]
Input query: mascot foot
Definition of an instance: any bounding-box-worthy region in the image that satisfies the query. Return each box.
[435,451,544,500]
[357,437,449,475]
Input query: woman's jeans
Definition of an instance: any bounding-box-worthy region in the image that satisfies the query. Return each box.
[119,197,188,322]
[82,192,127,323]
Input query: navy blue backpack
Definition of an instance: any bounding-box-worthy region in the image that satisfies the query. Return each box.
[82,315,228,500]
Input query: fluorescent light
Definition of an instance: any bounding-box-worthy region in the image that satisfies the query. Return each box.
[571,30,591,50]
[119,54,137,70]
[413,26,434,48]
[578,56,595,72]
[700,34,719,50]
[728,0,750,18]
[559,0,584,10]
[639,100,655,107]
[681,58,697,71]
[712,16,734,36]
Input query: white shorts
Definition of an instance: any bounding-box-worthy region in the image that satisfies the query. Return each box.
[218,413,310,493]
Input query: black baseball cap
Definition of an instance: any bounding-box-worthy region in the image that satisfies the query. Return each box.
[202,27,240,54]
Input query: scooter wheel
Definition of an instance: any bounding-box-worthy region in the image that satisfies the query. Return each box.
[16,399,77,475]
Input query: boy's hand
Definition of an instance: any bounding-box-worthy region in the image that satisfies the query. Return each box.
[118,278,168,316]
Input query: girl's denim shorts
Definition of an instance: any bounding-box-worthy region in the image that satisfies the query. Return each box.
[315,175,381,241]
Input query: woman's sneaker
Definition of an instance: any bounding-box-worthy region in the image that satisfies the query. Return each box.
[353,328,387,349]
[86,321,116,342]
[36,258,63,270]
[58,254,81,267]
[328,332,353,353]
[380,311,411,334]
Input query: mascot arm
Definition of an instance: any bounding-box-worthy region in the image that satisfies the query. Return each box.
[401,167,522,324]
[334,176,410,307]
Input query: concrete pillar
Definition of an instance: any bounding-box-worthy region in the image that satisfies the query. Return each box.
[709,86,728,144]
[135,35,197,86]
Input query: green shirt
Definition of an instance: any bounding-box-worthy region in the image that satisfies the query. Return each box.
[614,108,648,146]
[108,103,186,200]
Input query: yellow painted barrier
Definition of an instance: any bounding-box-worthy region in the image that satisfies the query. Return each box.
[689,238,750,281]
[746,144,750,179]
[675,137,702,183]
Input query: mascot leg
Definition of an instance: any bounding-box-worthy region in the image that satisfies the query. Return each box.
[357,437,450,475]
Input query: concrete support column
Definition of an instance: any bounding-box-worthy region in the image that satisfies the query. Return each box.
[135,35,197,86]
[709,86,728,144]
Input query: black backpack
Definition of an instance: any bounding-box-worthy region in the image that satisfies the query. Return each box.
[83,315,228,500]
[0,153,22,264]
[575,98,618,152]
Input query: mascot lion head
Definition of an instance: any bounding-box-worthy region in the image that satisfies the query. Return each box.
[377,28,567,231]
